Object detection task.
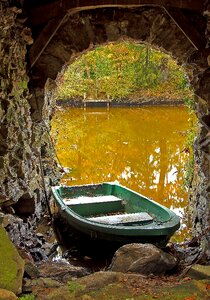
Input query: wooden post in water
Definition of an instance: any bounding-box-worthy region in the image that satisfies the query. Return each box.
[107,95,110,111]
[83,93,86,110]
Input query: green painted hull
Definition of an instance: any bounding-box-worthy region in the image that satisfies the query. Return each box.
[51,183,180,246]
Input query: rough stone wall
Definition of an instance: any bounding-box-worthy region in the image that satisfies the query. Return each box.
[190,140,210,261]
[190,98,210,261]
[0,1,59,245]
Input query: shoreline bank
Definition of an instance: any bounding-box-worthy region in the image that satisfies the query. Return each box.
[56,98,185,108]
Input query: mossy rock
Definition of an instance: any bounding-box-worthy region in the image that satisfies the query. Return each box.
[0,288,17,300]
[0,226,24,295]
[187,264,210,280]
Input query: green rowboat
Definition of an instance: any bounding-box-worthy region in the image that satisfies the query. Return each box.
[52,182,180,247]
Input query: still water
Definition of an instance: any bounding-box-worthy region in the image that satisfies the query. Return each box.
[51,106,196,242]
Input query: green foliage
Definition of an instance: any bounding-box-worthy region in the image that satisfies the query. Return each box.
[183,155,195,191]
[185,125,198,150]
[183,95,195,110]
[56,42,193,102]
[183,124,198,190]
[19,295,36,300]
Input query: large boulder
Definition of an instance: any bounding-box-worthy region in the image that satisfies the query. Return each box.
[109,243,177,275]
[0,226,24,295]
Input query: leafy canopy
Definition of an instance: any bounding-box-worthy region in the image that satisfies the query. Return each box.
[56,42,193,103]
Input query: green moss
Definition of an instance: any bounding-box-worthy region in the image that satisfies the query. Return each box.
[19,295,36,300]
[87,283,131,300]
[0,226,24,295]
[16,279,209,300]
[68,280,85,294]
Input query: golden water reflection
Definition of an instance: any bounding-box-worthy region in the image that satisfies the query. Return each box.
[51,106,196,242]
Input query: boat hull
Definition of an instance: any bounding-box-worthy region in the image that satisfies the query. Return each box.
[58,209,171,247]
[52,183,180,247]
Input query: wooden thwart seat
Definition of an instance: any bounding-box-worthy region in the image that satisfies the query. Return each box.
[63,195,121,205]
[88,212,153,225]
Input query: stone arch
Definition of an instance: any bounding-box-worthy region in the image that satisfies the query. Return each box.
[29,7,202,94]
